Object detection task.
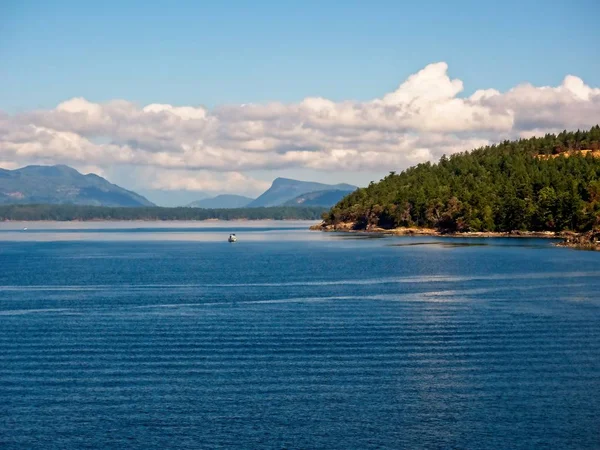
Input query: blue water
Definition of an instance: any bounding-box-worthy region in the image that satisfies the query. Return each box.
[1,222,599,449]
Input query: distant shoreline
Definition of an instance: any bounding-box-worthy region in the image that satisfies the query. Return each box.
[1,218,318,222]
[0,204,327,222]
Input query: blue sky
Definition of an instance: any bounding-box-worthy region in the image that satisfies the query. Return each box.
[2,0,598,111]
[1,0,599,205]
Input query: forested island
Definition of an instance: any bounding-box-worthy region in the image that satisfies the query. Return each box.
[315,127,600,249]
[0,205,327,221]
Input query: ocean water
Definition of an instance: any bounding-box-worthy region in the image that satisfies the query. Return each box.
[1,221,599,449]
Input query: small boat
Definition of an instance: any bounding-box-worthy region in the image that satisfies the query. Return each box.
[228,234,237,242]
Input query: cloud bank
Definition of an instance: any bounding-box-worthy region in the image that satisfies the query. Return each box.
[1,62,599,194]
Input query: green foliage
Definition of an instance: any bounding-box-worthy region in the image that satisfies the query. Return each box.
[324,126,600,233]
[0,205,327,221]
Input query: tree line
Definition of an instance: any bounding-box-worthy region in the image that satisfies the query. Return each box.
[322,126,600,233]
[0,205,327,221]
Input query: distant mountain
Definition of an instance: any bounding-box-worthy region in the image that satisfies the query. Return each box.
[187,194,254,209]
[247,178,357,207]
[0,165,154,207]
[137,189,211,207]
[283,189,354,207]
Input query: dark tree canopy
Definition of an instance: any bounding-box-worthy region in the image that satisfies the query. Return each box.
[322,126,600,233]
[0,205,327,221]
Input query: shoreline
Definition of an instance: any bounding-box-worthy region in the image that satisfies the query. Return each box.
[310,222,600,250]
[310,222,562,238]
[1,218,320,223]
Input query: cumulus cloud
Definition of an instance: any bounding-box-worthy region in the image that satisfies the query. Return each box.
[1,62,599,192]
[143,169,270,194]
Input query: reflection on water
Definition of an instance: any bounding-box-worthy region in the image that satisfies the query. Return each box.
[0,220,321,242]
[390,241,489,248]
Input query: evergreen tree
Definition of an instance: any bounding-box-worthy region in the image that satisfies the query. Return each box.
[324,126,600,233]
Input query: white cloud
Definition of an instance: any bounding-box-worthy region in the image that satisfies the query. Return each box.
[381,62,464,104]
[0,62,599,193]
[141,169,270,194]
[142,103,208,120]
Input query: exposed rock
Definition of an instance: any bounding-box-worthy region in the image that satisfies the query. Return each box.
[388,227,439,236]
[557,230,600,251]
[310,222,600,251]
[309,221,355,231]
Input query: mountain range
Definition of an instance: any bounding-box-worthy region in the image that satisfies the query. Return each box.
[246,178,356,208]
[186,178,357,209]
[0,164,357,209]
[0,165,154,207]
[187,194,254,209]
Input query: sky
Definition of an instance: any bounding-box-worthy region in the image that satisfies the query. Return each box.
[1,0,599,205]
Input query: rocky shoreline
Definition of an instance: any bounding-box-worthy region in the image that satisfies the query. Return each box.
[310,222,600,250]
[556,230,600,251]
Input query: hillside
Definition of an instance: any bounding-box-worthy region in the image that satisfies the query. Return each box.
[0,165,154,207]
[319,126,600,233]
[187,194,254,209]
[284,189,355,207]
[248,178,356,207]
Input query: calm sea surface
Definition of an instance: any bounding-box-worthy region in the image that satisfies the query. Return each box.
[1,221,599,449]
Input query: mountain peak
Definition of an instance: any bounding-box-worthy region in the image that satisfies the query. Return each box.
[19,164,81,177]
[271,177,298,186]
